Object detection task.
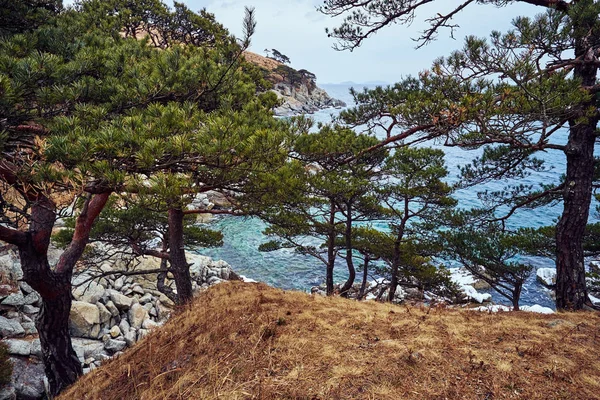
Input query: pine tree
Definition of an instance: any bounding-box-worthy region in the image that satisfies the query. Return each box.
[320,0,600,310]
[0,0,287,394]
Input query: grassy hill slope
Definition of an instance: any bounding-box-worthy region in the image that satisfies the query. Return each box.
[60,282,600,399]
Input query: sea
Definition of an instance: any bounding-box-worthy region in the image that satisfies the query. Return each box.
[199,83,594,309]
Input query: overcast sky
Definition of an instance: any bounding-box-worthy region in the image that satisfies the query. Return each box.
[184,0,542,84]
[68,0,545,83]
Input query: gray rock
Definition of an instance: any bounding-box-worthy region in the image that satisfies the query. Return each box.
[20,305,39,315]
[142,303,153,312]
[132,285,144,296]
[1,292,25,307]
[124,330,137,347]
[100,263,113,273]
[207,276,223,286]
[97,303,112,324]
[104,300,119,317]
[89,324,102,339]
[0,252,22,281]
[118,319,130,335]
[104,339,126,354]
[3,339,31,356]
[114,277,124,291]
[69,301,100,338]
[0,317,24,337]
[22,292,40,306]
[10,357,45,400]
[71,338,105,360]
[128,303,148,330]
[30,339,42,358]
[73,281,105,304]
[18,282,34,295]
[139,293,152,304]
[20,322,36,335]
[107,290,132,311]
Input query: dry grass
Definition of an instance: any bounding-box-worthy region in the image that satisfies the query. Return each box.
[60,282,600,400]
[243,51,282,71]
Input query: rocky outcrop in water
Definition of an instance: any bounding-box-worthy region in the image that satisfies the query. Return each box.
[242,51,345,117]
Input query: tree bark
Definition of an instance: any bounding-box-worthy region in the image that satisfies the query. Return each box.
[339,202,355,297]
[7,193,110,396]
[387,239,401,302]
[388,199,409,302]
[358,256,370,300]
[512,283,522,311]
[555,19,598,310]
[325,200,336,296]
[168,207,193,304]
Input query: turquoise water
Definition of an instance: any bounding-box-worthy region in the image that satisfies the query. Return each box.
[200,84,590,308]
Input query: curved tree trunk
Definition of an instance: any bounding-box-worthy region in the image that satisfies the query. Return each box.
[512,282,522,311]
[168,208,193,304]
[339,203,355,297]
[19,244,82,397]
[12,193,110,396]
[556,24,598,310]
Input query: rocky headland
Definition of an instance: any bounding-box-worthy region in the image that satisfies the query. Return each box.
[243,51,346,116]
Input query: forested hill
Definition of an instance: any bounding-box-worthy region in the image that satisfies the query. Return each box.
[243,51,346,116]
[60,282,600,400]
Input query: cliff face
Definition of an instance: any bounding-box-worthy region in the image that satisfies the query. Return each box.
[271,81,345,116]
[243,51,346,117]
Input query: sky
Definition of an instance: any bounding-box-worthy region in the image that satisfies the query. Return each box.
[66,0,545,84]
[180,0,541,84]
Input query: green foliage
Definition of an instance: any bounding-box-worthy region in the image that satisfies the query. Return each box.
[268,48,290,64]
[0,0,62,36]
[0,341,12,386]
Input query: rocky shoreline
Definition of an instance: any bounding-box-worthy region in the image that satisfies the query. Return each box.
[272,82,346,117]
[0,246,242,400]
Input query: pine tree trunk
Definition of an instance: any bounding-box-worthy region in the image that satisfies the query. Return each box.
[37,281,82,397]
[339,203,355,297]
[326,201,336,296]
[555,122,594,310]
[555,24,598,310]
[358,257,370,300]
[168,208,193,304]
[18,246,82,397]
[512,283,522,311]
[387,239,401,302]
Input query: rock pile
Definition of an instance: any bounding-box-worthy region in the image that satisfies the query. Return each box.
[0,245,240,400]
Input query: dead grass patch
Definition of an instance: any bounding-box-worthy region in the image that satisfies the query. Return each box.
[60,282,600,400]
